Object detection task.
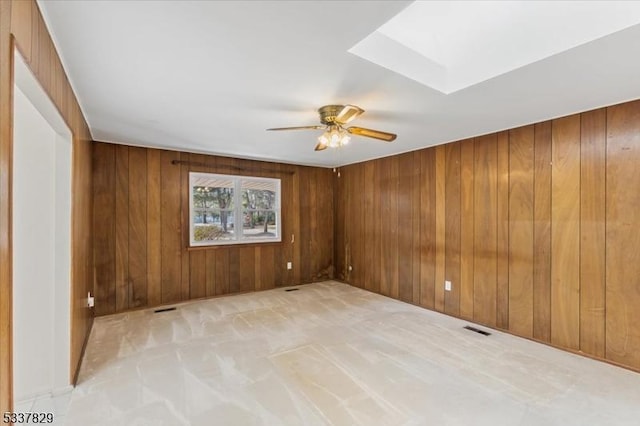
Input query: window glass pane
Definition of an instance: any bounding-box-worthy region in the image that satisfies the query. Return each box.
[193,176,234,209]
[242,210,277,238]
[193,210,235,242]
[241,180,276,209]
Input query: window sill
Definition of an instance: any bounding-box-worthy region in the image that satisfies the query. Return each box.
[187,240,284,251]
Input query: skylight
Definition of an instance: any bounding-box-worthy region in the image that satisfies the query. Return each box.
[350,1,640,94]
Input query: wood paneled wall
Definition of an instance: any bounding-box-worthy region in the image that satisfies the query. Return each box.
[0,1,12,414]
[92,143,334,315]
[0,0,94,412]
[336,100,640,372]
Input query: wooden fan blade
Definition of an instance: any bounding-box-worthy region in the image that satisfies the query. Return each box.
[346,126,397,142]
[335,105,364,125]
[314,142,328,151]
[267,125,325,131]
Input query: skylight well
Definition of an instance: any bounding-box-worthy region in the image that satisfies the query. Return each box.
[350,1,640,94]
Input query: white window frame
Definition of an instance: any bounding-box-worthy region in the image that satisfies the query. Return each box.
[189,172,281,246]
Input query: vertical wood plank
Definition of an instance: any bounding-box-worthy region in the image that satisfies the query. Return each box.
[180,161,190,300]
[53,59,65,118]
[10,0,32,61]
[345,166,353,283]
[71,131,94,385]
[160,151,182,303]
[389,157,399,299]
[397,153,414,303]
[189,251,206,299]
[128,147,147,308]
[239,246,255,292]
[420,148,436,309]
[309,167,320,283]
[460,139,475,319]
[309,167,320,280]
[114,145,129,312]
[434,146,446,312]
[356,164,366,288]
[147,149,162,306]
[333,167,345,281]
[343,166,354,285]
[379,157,392,297]
[551,115,581,350]
[363,161,375,292]
[37,16,51,94]
[606,100,640,369]
[508,126,535,337]
[215,249,230,295]
[280,166,294,286]
[299,168,311,283]
[93,143,116,315]
[349,170,359,285]
[411,150,421,304]
[229,247,240,293]
[580,108,606,358]
[319,168,334,280]
[370,160,381,294]
[309,168,324,281]
[29,4,39,79]
[261,246,275,290]
[444,143,461,316]
[533,121,552,342]
[254,247,262,290]
[205,250,216,297]
[292,166,301,286]
[53,6,92,385]
[387,156,400,299]
[49,43,58,113]
[473,134,498,327]
[496,131,510,329]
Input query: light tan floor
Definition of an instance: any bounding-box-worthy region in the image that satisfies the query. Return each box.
[65,281,640,425]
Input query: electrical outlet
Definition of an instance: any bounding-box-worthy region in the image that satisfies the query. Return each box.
[445,280,452,292]
[287,262,292,270]
[348,265,353,271]
[87,292,95,308]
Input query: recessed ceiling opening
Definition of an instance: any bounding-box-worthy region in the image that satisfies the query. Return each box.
[350,1,640,94]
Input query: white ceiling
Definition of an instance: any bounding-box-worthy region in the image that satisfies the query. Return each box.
[38,1,640,168]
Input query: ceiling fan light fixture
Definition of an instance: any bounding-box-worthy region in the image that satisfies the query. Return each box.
[329,128,341,148]
[267,103,396,151]
[317,132,329,147]
[318,126,350,149]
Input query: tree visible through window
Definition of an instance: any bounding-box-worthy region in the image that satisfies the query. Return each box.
[190,172,281,246]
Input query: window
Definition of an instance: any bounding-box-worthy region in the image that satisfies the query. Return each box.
[189,172,281,246]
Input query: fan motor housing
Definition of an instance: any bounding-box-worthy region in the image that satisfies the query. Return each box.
[318,105,344,125]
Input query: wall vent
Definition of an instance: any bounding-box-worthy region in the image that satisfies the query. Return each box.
[463,325,491,336]
[154,307,177,313]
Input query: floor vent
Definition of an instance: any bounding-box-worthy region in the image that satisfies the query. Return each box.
[154,307,177,313]
[464,325,491,336]
[285,288,300,292]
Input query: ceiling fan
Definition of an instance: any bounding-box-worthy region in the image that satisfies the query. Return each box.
[267,104,397,151]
